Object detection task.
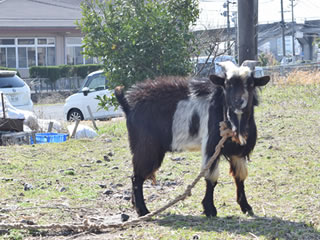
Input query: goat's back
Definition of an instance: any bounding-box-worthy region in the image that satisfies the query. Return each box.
[123,76,190,152]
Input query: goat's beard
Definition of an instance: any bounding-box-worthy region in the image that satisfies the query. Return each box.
[227,109,249,145]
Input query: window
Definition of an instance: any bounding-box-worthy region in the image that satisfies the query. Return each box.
[7,48,16,68]
[18,47,35,68]
[0,75,25,88]
[66,37,98,65]
[0,37,56,69]
[0,39,16,68]
[18,48,27,68]
[37,46,55,66]
[47,47,55,65]
[0,48,5,67]
[87,73,106,91]
[18,39,35,45]
[0,39,14,45]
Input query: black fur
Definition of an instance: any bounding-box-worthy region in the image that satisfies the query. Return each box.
[189,111,200,137]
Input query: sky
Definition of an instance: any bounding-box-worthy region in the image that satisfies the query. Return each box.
[195,0,320,30]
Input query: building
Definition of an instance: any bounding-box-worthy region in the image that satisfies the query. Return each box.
[0,0,95,77]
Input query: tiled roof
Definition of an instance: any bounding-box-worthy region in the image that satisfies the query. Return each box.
[0,0,83,28]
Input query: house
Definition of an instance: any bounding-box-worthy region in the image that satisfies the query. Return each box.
[0,0,95,77]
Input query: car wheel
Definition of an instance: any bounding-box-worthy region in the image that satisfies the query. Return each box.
[67,109,84,121]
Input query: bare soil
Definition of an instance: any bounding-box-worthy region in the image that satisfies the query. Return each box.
[31,91,76,105]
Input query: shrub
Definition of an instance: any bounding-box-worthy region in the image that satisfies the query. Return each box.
[59,65,73,78]
[29,64,103,79]
[0,66,21,77]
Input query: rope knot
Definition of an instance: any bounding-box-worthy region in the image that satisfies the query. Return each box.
[219,121,234,138]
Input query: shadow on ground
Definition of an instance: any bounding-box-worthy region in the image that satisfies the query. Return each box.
[156,213,320,239]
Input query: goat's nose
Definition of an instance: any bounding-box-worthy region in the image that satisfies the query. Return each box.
[235,98,244,107]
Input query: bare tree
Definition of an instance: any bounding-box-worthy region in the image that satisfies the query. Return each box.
[192,28,235,77]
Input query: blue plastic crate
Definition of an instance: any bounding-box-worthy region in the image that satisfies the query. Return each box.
[30,133,68,144]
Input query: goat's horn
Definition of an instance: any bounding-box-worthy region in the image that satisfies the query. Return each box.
[241,60,259,71]
[216,61,237,73]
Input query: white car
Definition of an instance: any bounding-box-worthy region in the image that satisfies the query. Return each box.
[0,70,33,111]
[254,66,265,77]
[63,70,122,121]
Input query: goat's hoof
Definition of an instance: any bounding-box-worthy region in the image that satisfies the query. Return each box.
[203,208,217,218]
[247,209,254,216]
[241,206,254,216]
[137,209,150,217]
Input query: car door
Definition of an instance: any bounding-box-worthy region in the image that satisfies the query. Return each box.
[83,73,109,119]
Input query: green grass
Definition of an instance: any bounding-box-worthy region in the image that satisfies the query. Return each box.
[0,84,319,239]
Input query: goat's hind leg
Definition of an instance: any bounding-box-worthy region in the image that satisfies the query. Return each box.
[201,158,220,217]
[230,156,254,216]
[131,175,149,216]
[131,146,165,217]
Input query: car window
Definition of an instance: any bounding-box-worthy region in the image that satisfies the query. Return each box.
[0,75,25,88]
[86,74,107,91]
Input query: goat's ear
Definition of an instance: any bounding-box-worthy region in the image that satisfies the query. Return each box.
[209,75,225,86]
[254,76,270,87]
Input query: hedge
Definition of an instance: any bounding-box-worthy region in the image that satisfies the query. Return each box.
[29,64,103,82]
[0,67,21,77]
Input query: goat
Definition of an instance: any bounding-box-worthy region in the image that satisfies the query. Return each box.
[115,61,270,217]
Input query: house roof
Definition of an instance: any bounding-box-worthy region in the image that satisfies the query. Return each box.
[0,0,83,29]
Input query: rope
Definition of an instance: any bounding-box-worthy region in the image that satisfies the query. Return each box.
[0,122,233,233]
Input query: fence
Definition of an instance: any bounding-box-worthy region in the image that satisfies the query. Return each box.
[262,62,320,82]
[24,63,320,91]
[24,77,85,93]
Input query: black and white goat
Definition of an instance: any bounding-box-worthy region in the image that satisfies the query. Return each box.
[115,61,270,217]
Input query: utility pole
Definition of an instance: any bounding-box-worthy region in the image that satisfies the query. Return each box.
[291,0,295,58]
[237,0,258,65]
[280,0,286,57]
[232,12,238,61]
[227,1,231,55]
[223,1,233,55]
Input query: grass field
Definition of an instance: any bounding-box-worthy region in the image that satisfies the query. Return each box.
[0,82,319,239]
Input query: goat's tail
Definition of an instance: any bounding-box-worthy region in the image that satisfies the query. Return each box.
[114,86,130,115]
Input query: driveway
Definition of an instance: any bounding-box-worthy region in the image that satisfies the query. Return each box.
[33,103,64,121]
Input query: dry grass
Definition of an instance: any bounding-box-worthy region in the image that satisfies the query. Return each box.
[274,70,320,85]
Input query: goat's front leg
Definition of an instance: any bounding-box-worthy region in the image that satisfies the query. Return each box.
[229,156,254,216]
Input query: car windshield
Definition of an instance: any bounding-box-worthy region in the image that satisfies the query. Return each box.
[80,72,108,92]
[0,75,25,88]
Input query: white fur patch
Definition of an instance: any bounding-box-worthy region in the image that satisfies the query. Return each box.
[230,156,248,180]
[204,163,220,183]
[218,61,251,82]
[241,89,249,109]
[171,96,210,151]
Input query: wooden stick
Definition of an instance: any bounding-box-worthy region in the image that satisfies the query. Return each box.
[48,121,53,132]
[87,106,98,130]
[71,120,80,138]
[1,93,6,119]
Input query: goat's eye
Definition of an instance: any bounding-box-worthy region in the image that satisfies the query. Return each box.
[226,82,233,88]
[246,81,254,88]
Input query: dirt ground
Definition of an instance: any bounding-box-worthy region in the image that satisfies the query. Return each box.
[31,91,76,105]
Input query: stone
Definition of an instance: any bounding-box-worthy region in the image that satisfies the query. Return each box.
[103,190,113,195]
[121,213,129,222]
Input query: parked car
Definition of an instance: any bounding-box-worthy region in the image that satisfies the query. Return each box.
[254,66,265,77]
[0,70,33,111]
[194,55,237,77]
[63,70,122,121]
